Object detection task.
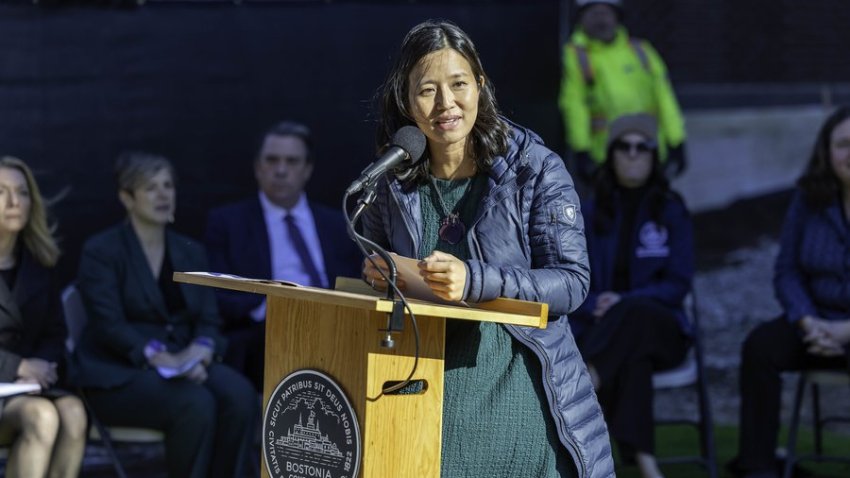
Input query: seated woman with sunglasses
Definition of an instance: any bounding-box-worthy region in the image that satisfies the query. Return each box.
[572,114,694,478]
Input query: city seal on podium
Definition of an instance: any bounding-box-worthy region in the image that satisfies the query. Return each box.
[263,369,361,478]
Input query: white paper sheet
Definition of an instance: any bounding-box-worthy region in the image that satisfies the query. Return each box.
[0,382,41,398]
[374,254,468,307]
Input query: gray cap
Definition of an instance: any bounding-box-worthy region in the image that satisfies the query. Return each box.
[607,113,658,147]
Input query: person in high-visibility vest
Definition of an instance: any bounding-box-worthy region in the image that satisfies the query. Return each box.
[559,0,687,181]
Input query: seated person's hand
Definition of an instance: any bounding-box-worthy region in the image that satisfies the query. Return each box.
[593,291,622,319]
[820,319,850,345]
[147,351,184,370]
[17,358,58,389]
[801,316,846,356]
[418,251,467,302]
[804,334,844,357]
[362,254,406,292]
[183,362,208,384]
[175,341,215,367]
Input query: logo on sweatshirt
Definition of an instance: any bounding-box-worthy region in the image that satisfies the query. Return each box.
[263,370,360,478]
[636,221,670,258]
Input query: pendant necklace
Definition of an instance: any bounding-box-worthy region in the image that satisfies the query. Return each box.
[428,173,471,245]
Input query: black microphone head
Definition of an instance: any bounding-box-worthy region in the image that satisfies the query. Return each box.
[390,126,427,163]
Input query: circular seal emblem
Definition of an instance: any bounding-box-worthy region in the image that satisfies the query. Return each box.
[263,370,361,478]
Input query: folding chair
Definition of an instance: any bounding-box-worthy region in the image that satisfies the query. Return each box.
[61,284,165,478]
[782,369,850,478]
[651,292,718,478]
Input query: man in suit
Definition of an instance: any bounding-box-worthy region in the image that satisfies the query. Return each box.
[204,121,362,391]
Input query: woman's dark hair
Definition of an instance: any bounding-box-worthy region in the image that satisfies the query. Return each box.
[797,106,850,210]
[376,20,510,183]
[592,140,671,234]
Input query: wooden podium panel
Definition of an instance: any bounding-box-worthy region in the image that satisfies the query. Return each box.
[174,272,547,478]
[265,295,445,478]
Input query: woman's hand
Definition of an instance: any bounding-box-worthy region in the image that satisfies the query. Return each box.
[801,316,846,356]
[593,292,622,319]
[183,363,208,384]
[147,351,183,370]
[362,255,406,293]
[419,251,467,302]
[17,358,58,389]
[176,343,214,367]
[820,319,850,345]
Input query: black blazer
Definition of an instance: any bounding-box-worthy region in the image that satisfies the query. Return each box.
[204,196,362,328]
[69,222,224,389]
[0,248,66,382]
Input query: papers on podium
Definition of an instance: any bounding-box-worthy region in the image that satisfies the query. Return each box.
[180,271,301,288]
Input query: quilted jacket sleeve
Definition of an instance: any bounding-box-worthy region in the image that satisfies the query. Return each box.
[774,192,818,324]
[465,152,591,316]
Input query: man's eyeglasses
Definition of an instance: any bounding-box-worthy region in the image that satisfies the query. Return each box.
[611,139,656,155]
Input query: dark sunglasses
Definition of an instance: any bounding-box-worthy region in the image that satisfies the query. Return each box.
[611,139,656,155]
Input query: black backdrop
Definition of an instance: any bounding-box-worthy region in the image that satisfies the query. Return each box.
[0,1,562,284]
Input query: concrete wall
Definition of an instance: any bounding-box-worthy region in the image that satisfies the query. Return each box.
[672,105,831,212]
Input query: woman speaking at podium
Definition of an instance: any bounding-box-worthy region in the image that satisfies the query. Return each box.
[361,20,613,478]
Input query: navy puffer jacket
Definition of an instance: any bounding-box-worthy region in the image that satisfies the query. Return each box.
[361,120,615,478]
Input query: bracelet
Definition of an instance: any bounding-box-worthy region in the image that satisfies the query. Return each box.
[143,339,167,360]
[193,336,215,348]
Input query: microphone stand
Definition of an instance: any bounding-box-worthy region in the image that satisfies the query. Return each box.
[342,178,420,394]
[348,186,397,303]
[343,182,406,348]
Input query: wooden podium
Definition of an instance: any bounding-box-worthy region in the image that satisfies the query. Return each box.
[174,272,548,478]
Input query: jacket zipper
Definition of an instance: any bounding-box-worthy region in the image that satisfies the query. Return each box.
[389,181,420,254]
[467,186,588,476]
[506,324,589,478]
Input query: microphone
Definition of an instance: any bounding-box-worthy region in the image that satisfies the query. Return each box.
[346,126,426,195]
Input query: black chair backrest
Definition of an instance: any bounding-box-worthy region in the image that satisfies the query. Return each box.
[60,284,87,353]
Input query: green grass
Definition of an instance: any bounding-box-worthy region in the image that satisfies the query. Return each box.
[611,425,850,478]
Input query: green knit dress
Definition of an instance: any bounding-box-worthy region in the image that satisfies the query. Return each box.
[418,175,576,478]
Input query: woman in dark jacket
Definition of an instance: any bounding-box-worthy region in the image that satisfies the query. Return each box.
[0,156,87,478]
[360,20,613,478]
[70,152,257,478]
[733,106,850,478]
[572,114,694,478]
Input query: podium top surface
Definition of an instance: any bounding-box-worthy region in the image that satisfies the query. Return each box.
[174,272,547,328]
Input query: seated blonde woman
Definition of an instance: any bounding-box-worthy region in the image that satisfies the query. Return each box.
[0,156,87,478]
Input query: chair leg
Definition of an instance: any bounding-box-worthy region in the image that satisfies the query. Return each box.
[696,352,718,478]
[812,382,822,457]
[79,390,129,478]
[783,374,807,478]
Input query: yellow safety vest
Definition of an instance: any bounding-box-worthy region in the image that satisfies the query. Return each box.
[559,27,686,164]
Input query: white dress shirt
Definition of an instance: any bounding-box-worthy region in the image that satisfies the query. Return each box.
[250,191,328,321]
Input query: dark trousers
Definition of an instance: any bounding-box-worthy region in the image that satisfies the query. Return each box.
[85,363,258,478]
[224,320,266,393]
[737,316,847,473]
[576,297,689,455]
